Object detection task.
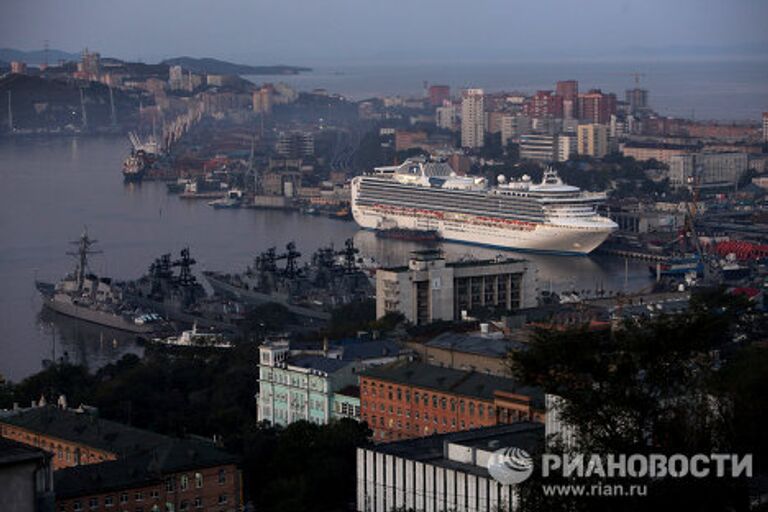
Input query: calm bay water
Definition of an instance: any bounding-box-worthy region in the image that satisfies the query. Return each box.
[0,136,652,381]
[249,59,768,121]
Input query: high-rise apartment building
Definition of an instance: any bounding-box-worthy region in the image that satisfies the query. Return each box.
[524,90,561,119]
[556,80,578,119]
[436,101,457,131]
[557,134,577,162]
[577,124,609,158]
[253,85,273,115]
[763,112,768,142]
[625,88,649,114]
[428,85,451,107]
[461,89,485,148]
[578,89,617,124]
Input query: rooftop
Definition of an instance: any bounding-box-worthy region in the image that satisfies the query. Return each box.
[425,331,527,358]
[383,254,527,273]
[287,355,351,374]
[334,339,407,361]
[54,439,238,499]
[369,422,544,478]
[1,406,169,457]
[361,362,543,406]
[0,437,50,467]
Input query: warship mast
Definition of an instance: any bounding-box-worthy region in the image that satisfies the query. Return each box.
[66,231,101,291]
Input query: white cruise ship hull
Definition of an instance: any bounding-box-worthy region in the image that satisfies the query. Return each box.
[351,183,615,255]
[352,207,611,254]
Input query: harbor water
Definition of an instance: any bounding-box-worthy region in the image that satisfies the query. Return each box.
[0,136,653,381]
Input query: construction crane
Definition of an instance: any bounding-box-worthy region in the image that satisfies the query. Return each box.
[629,72,646,86]
[684,168,715,284]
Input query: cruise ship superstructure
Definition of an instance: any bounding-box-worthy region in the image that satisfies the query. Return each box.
[350,160,618,254]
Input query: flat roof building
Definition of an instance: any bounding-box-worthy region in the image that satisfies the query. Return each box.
[356,422,544,512]
[376,250,536,325]
[519,134,556,162]
[360,362,544,441]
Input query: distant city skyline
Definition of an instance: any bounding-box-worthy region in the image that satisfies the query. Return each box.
[1,0,767,65]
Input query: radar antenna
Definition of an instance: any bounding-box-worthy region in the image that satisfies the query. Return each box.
[66,230,102,290]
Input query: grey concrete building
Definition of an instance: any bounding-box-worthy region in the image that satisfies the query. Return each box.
[0,438,54,512]
[668,152,749,189]
[376,250,537,325]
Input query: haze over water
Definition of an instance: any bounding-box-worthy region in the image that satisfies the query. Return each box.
[248,59,768,121]
[0,136,654,381]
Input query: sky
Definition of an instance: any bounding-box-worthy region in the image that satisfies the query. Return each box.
[1,0,767,65]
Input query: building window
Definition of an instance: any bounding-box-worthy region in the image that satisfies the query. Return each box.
[179,501,188,511]
[194,497,202,509]
[218,469,226,485]
[151,490,159,499]
[105,496,114,507]
[218,495,228,505]
[166,477,176,492]
[120,493,129,504]
[89,497,99,509]
[194,472,203,489]
[73,502,83,512]
[180,474,189,491]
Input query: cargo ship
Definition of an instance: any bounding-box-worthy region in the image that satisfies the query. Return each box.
[351,159,617,254]
[121,132,161,183]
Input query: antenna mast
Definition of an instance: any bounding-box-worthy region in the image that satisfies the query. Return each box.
[66,231,102,290]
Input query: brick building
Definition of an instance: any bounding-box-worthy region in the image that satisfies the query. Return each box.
[578,89,617,124]
[55,443,240,512]
[0,406,241,512]
[0,406,167,470]
[523,90,561,119]
[428,85,451,107]
[359,362,544,441]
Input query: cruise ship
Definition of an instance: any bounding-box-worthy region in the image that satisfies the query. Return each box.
[350,160,618,254]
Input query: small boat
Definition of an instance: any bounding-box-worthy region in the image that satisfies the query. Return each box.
[208,189,243,209]
[719,254,751,281]
[167,179,192,194]
[151,324,233,349]
[649,255,704,278]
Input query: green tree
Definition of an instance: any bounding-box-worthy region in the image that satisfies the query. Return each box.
[509,290,759,511]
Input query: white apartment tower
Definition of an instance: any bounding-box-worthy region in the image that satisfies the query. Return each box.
[763,112,768,142]
[461,88,485,148]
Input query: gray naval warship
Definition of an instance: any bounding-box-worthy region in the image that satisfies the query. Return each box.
[120,248,245,332]
[36,232,167,335]
[202,239,374,321]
